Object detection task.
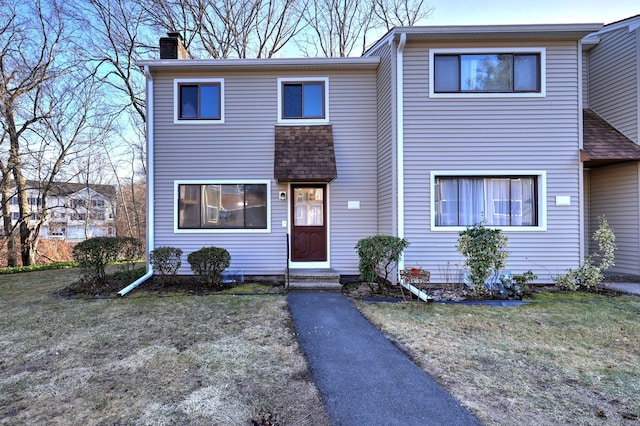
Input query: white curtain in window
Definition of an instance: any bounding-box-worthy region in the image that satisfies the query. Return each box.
[459,178,484,225]
[485,178,510,226]
[436,179,459,226]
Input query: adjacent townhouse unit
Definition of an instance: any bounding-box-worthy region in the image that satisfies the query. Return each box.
[582,15,640,275]
[137,22,608,287]
[7,181,117,242]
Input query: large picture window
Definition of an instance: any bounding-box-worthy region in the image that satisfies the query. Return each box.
[434,176,538,227]
[178,183,268,230]
[430,48,545,97]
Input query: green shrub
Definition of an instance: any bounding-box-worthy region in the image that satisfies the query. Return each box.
[553,215,616,292]
[355,235,409,294]
[500,270,537,299]
[72,237,143,285]
[187,246,231,287]
[0,261,79,274]
[150,247,183,285]
[456,223,509,298]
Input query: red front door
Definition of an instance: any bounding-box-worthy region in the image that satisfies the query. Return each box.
[291,184,327,262]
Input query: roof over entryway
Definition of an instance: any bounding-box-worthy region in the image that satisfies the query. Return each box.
[582,109,640,166]
[274,125,338,182]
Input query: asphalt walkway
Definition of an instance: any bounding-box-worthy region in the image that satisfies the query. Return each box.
[606,281,640,295]
[288,291,481,426]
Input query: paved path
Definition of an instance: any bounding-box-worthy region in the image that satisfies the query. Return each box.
[288,291,481,426]
[606,282,640,295]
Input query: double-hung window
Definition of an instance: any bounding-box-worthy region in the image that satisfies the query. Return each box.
[430,48,545,97]
[176,181,269,231]
[174,78,224,123]
[432,173,545,229]
[278,77,329,123]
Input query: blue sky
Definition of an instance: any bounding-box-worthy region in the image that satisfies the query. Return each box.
[425,0,639,26]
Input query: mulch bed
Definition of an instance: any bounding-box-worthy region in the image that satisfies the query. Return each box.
[57,274,283,298]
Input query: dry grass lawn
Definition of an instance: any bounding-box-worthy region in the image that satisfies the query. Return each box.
[357,293,640,425]
[0,268,329,425]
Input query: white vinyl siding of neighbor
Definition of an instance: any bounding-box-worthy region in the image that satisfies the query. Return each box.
[588,162,640,275]
[152,69,377,276]
[401,41,583,283]
[588,26,639,143]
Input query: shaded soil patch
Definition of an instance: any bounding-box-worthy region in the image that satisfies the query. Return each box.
[57,270,285,298]
[343,281,629,304]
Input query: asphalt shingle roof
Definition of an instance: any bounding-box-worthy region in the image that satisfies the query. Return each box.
[274,125,338,182]
[582,109,640,166]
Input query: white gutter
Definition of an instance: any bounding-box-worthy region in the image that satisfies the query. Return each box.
[397,33,406,271]
[118,65,155,296]
[577,39,585,263]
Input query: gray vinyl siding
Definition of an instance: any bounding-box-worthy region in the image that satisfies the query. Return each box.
[369,41,396,236]
[582,51,590,108]
[589,163,640,275]
[151,68,378,276]
[401,41,583,283]
[589,26,639,143]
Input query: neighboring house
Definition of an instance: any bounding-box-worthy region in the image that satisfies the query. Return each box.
[582,15,640,275]
[140,23,602,284]
[7,181,116,242]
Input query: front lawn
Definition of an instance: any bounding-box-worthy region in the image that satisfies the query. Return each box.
[357,293,640,425]
[0,268,329,425]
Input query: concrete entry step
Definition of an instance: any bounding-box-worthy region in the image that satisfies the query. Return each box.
[287,268,342,290]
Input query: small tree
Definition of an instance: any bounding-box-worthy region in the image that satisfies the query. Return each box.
[187,246,231,287]
[456,223,509,298]
[355,235,409,294]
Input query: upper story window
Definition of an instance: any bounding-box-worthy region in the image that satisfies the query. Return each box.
[278,77,329,124]
[430,48,545,98]
[174,78,224,124]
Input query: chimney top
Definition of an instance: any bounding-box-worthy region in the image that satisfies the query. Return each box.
[159,32,189,60]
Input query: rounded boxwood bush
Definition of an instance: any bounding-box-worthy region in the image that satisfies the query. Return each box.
[187,246,231,287]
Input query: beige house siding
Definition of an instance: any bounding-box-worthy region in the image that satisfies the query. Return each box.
[589,162,640,275]
[151,68,378,276]
[400,41,583,282]
[588,26,639,143]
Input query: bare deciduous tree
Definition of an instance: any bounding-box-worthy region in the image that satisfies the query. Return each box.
[373,0,434,30]
[143,0,307,58]
[298,0,434,57]
[0,1,67,266]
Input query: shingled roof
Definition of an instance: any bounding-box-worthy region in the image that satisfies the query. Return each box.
[274,125,337,182]
[582,109,640,167]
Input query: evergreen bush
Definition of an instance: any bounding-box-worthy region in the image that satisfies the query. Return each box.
[456,222,509,298]
[355,235,409,294]
[554,215,616,292]
[150,247,183,285]
[187,246,231,287]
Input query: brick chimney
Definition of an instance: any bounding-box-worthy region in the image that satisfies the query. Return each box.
[159,32,189,60]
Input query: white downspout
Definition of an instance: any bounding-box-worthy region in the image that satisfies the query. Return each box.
[118,65,155,296]
[397,33,406,271]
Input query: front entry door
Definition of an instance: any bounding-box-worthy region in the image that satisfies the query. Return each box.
[291,184,327,262]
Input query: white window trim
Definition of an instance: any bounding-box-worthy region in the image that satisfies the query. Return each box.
[174,78,225,124]
[429,170,547,232]
[429,47,546,99]
[277,77,330,125]
[174,179,271,233]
